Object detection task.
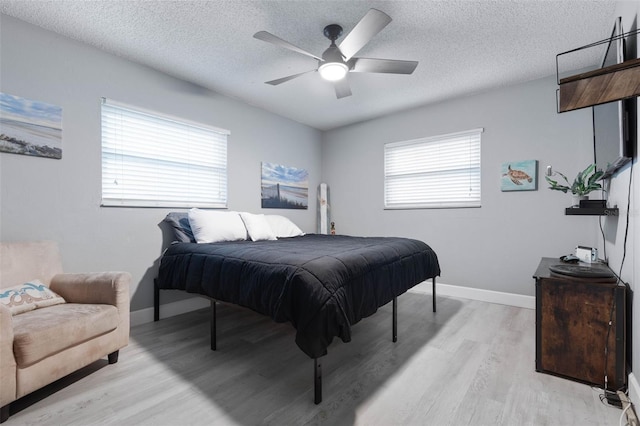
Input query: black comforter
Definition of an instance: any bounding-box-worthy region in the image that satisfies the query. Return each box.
[157,234,440,358]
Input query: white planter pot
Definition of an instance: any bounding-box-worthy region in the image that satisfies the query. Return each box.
[571,195,588,208]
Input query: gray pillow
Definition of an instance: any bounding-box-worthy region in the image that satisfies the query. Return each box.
[163,212,196,243]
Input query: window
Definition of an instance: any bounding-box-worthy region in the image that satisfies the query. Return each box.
[384,128,483,209]
[101,98,229,208]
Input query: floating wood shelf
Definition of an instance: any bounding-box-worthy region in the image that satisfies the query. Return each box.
[558,58,640,112]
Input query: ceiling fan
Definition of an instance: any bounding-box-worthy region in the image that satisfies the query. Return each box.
[253,8,418,99]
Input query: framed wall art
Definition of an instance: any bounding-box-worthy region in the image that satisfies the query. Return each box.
[0,92,62,159]
[261,162,308,209]
[501,160,538,191]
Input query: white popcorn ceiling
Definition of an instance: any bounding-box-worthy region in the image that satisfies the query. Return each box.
[0,0,621,130]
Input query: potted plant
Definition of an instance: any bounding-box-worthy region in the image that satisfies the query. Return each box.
[545,163,605,207]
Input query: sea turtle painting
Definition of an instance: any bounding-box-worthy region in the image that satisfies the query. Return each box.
[503,165,533,185]
[500,160,537,192]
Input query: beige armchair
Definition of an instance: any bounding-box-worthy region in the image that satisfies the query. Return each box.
[0,241,130,423]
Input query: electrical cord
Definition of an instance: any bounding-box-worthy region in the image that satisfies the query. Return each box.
[599,215,608,263]
[598,385,627,404]
[598,158,633,286]
[599,160,634,414]
[620,402,631,426]
[617,160,633,284]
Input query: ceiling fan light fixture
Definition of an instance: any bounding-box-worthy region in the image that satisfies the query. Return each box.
[319,62,348,81]
[254,9,416,98]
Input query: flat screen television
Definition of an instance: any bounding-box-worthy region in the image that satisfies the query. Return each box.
[592,17,634,179]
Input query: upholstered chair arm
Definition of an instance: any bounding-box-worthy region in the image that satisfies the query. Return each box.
[50,272,131,348]
[50,272,131,309]
[0,304,17,408]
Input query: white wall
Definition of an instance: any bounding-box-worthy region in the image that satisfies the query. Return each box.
[611,1,639,382]
[322,75,599,297]
[0,15,322,312]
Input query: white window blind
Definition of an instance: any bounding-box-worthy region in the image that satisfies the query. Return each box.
[101,98,229,208]
[384,128,483,209]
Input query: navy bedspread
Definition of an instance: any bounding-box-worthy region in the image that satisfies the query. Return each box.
[157,234,440,358]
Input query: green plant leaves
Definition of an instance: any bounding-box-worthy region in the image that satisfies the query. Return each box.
[545,164,604,195]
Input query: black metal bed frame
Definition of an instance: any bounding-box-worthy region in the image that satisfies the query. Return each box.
[154,277,437,404]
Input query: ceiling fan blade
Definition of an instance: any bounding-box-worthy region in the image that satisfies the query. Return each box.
[334,78,352,99]
[339,9,392,61]
[265,69,316,85]
[254,31,323,61]
[350,58,418,74]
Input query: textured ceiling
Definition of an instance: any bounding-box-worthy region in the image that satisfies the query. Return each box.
[0,0,621,130]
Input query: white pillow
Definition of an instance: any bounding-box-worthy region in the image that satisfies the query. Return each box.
[240,212,277,241]
[188,208,247,243]
[264,215,305,238]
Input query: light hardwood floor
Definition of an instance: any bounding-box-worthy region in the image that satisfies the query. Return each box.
[7,292,623,425]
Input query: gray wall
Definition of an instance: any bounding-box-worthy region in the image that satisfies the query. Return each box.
[0,15,322,311]
[0,10,633,315]
[611,2,639,379]
[1,4,637,383]
[322,75,599,297]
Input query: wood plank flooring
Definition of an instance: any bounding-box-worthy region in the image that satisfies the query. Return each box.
[6,292,623,425]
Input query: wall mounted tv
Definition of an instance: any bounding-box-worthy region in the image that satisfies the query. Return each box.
[592,16,634,179]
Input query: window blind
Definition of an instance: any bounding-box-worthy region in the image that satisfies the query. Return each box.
[101,98,229,208]
[384,128,483,209]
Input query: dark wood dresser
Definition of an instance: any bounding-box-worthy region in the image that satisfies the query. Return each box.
[534,257,626,390]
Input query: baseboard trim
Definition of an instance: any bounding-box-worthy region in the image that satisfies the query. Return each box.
[131,281,535,326]
[629,373,640,411]
[410,281,535,310]
[130,297,210,327]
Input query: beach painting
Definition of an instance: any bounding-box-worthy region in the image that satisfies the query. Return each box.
[501,160,538,191]
[0,92,62,159]
[261,162,308,209]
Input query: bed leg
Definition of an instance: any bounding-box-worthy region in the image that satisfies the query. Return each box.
[314,357,322,404]
[392,296,398,343]
[154,279,160,322]
[432,277,437,313]
[211,299,217,351]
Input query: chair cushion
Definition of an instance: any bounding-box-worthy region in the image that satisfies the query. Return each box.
[11,303,119,367]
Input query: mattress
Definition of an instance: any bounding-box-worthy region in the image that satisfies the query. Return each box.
[156,234,440,358]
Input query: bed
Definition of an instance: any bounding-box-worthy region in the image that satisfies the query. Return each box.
[155,211,440,403]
